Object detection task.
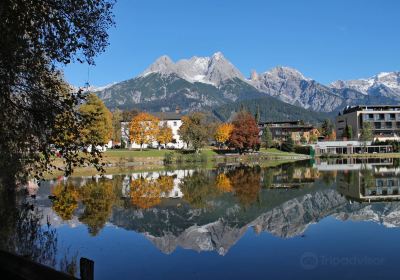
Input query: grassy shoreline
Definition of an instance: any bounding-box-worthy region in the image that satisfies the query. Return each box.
[44,148,309,178]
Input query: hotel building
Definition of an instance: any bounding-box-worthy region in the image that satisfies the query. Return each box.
[336,105,400,141]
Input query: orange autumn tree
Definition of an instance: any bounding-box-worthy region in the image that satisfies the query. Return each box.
[130,175,174,209]
[130,177,161,209]
[157,123,173,149]
[214,123,234,148]
[229,111,260,153]
[129,112,159,150]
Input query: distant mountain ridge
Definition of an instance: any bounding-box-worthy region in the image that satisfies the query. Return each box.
[94,52,400,120]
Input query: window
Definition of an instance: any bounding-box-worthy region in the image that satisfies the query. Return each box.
[390,113,396,120]
[375,122,381,129]
[378,114,385,120]
[386,122,392,129]
[369,114,374,119]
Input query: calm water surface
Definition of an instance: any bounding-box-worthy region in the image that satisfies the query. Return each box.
[1,158,400,279]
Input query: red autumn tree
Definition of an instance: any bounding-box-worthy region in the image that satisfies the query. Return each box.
[229,111,260,153]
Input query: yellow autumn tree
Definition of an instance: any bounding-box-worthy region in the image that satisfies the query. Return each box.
[51,183,79,221]
[129,112,159,150]
[156,175,174,193]
[79,180,116,236]
[215,173,232,193]
[214,123,234,148]
[79,93,113,145]
[157,123,173,149]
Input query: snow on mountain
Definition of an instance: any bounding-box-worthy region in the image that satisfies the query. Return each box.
[94,51,400,113]
[72,82,117,93]
[89,82,118,92]
[249,66,343,112]
[140,52,244,85]
[331,71,400,96]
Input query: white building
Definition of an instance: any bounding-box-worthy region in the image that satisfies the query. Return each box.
[121,111,186,149]
[310,140,393,155]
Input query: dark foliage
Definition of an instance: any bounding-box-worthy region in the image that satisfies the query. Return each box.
[281,137,295,152]
[213,97,332,124]
[0,0,115,184]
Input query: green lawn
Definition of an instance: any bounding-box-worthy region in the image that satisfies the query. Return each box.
[104,148,218,158]
[260,148,300,156]
[105,149,168,158]
[104,147,302,159]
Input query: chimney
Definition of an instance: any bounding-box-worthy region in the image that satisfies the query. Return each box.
[175,106,181,114]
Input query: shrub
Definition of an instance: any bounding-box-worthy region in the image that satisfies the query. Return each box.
[294,145,311,155]
[163,152,174,164]
[281,138,294,152]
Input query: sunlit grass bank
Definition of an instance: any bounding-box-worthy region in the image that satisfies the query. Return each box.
[44,147,309,178]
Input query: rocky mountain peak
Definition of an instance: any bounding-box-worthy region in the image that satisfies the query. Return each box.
[140,52,244,85]
[266,66,308,81]
[141,55,175,76]
[211,51,225,61]
[374,71,400,87]
[205,52,244,84]
[331,71,400,97]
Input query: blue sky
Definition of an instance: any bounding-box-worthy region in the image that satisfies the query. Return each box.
[63,0,400,87]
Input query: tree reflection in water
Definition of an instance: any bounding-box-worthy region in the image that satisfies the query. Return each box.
[215,173,232,193]
[79,180,116,236]
[180,166,262,208]
[51,183,79,221]
[0,187,57,267]
[50,178,119,236]
[227,166,262,207]
[180,170,219,208]
[130,175,174,209]
[0,184,78,277]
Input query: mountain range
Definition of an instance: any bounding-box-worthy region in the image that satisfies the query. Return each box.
[94,52,400,122]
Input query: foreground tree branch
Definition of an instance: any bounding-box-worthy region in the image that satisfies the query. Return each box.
[0,0,115,187]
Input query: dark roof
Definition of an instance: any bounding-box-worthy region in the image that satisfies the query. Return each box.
[259,120,305,125]
[342,105,400,114]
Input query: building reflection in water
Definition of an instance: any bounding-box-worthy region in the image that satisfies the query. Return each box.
[316,157,400,202]
[4,159,400,261]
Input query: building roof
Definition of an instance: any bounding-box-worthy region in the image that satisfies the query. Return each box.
[258,120,314,129]
[259,120,302,124]
[342,105,400,114]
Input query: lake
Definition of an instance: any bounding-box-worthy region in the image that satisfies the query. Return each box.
[1,158,400,279]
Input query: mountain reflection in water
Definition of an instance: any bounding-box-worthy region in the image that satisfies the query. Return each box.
[1,158,400,278]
